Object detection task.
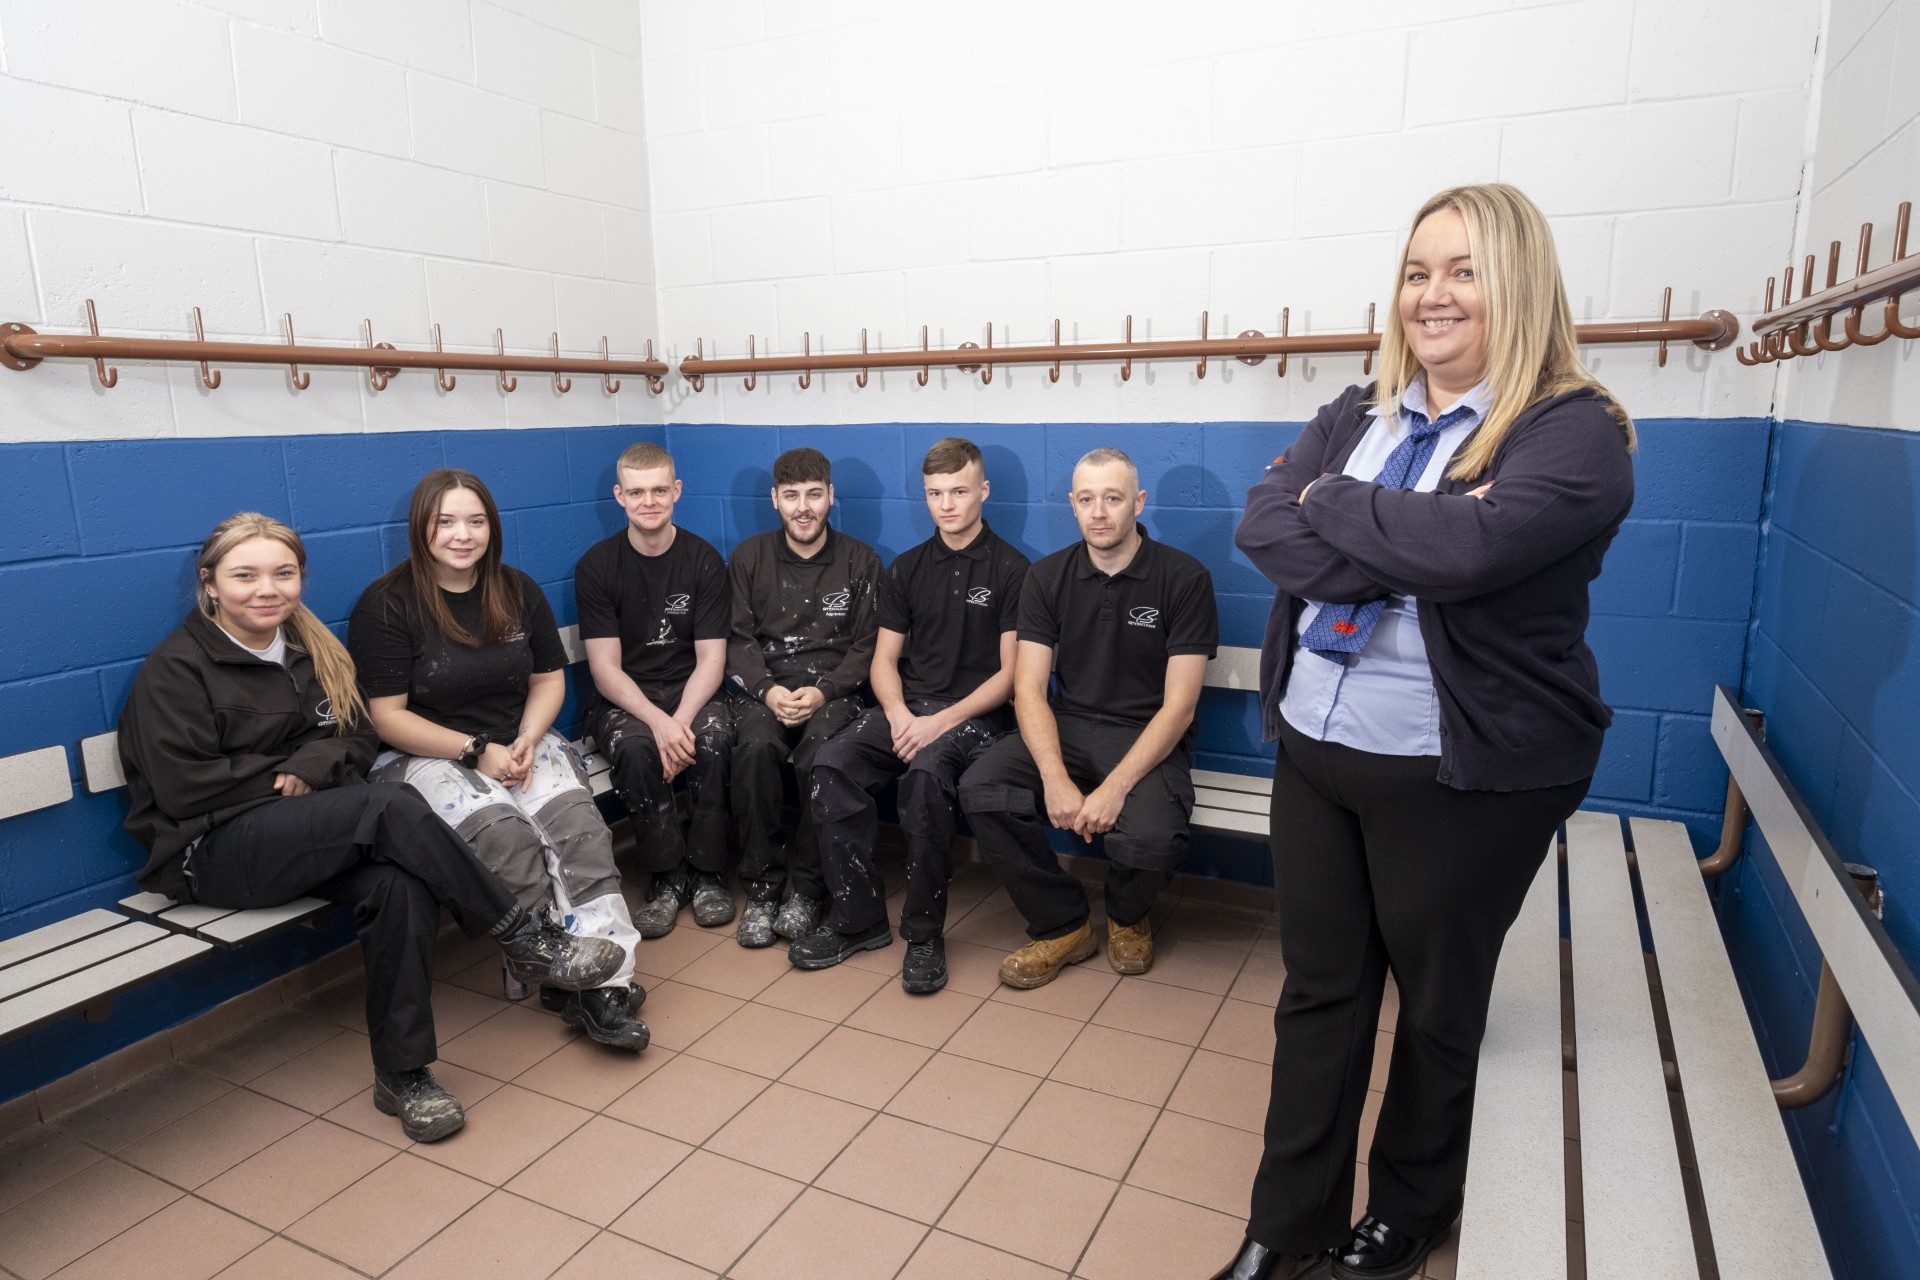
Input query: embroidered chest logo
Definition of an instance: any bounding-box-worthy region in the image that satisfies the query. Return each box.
[664,593,691,615]
[1127,606,1160,629]
[646,619,676,646]
[315,697,337,727]
[821,589,852,618]
[966,587,993,606]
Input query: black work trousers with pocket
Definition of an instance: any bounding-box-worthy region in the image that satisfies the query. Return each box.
[593,697,734,881]
[189,782,519,1075]
[730,692,864,902]
[1248,720,1589,1253]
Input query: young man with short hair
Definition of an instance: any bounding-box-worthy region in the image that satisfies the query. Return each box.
[795,437,1029,992]
[727,447,882,947]
[959,447,1218,988]
[575,441,734,938]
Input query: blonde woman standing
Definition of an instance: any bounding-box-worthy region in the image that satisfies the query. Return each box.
[1217,185,1635,1280]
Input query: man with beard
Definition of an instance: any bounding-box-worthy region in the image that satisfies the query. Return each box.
[727,447,882,947]
[959,447,1217,987]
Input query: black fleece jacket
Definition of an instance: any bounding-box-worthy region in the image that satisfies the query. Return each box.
[1234,383,1634,792]
[727,525,882,702]
[118,609,376,897]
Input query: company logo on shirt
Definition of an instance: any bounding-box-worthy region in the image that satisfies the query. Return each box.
[664,593,690,615]
[966,587,992,606]
[821,589,852,618]
[646,618,676,646]
[315,697,337,727]
[1127,606,1160,629]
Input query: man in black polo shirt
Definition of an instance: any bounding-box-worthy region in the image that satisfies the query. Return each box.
[576,441,734,938]
[792,437,1029,993]
[959,446,1217,988]
[728,447,882,948]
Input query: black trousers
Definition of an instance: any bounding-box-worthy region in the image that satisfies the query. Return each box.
[958,714,1190,940]
[593,698,733,880]
[811,699,1006,943]
[190,783,518,1075]
[1250,721,1588,1252]
[730,692,863,901]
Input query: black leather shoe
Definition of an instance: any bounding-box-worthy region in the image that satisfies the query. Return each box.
[1209,1236,1329,1280]
[1331,1216,1446,1280]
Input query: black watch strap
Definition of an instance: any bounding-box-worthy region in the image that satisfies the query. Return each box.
[458,733,489,769]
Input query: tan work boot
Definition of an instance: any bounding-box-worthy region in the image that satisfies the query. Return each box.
[1107,916,1154,974]
[999,921,1098,989]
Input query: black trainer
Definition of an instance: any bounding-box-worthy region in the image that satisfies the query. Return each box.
[633,873,689,939]
[499,920,624,991]
[372,1068,465,1143]
[901,938,948,994]
[541,981,647,1014]
[788,920,893,970]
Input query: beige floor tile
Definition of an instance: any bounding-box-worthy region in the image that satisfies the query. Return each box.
[731,1187,928,1280]
[54,1064,234,1153]
[426,981,516,1040]
[1127,1110,1264,1215]
[440,951,516,1000]
[947,901,1038,951]
[1369,1028,1394,1091]
[1136,935,1248,996]
[943,1001,1083,1077]
[1382,975,1400,1029]
[988,960,1118,1021]
[507,1113,693,1226]
[1168,901,1269,949]
[755,961,890,1022]
[631,922,729,982]
[683,1002,834,1078]
[284,1151,489,1275]
[213,1236,361,1279]
[185,1010,345,1086]
[938,1147,1117,1272]
[845,981,983,1048]
[937,940,1021,998]
[605,1052,769,1145]
[817,1114,990,1224]
[118,1088,309,1190]
[705,1082,874,1181]
[1228,951,1287,1006]
[1075,1184,1246,1280]
[1090,978,1224,1046]
[997,1080,1158,1181]
[197,1118,396,1230]
[1250,923,1286,960]
[1166,1049,1271,1133]
[244,1029,376,1115]
[1198,997,1276,1064]
[1424,1223,1460,1280]
[896,1229,1067,1279]
[413,1083,592,1184]
[1049,1024,1193,1107]
[885,1053,1041,1143]
[514,1035,673,1110]
[385,1189,596,1279]
[0,1158,181,1280]
[638,980,746,1051]
[291,974,368,1032]
[1359,1088,1383,1153]
[610,1150,803,1274]
[0,1125,105,1214]
[435,1003,576,1079]
[47,1193,267,1280]
[548,1231,715,1279]
[671,934,796,999]
[780,1025,933,1110]
[431,929,497,979]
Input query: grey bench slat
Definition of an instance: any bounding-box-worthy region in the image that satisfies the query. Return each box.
[1192,787,1269,816]
[0,745,74,820]
[0,933,213,1042]
[1632,816,1833,1279]
[0,909,129,972]
[80,732,125,793]
[1456,842,1566,1280]
[0,919,170,1002]
[1566,810,1697,1279]
[1190,768,1272,796]
[198,897,333,946]
[1190,804,1270,837]
[156,903,243,931]
[117,891,181,921]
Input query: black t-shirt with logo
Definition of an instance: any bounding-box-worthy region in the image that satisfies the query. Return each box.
[347,566,567,743]
[1018,530,1218,728]
[574,526,730,710]
[727,525,882,701]
[876,521,1029,703]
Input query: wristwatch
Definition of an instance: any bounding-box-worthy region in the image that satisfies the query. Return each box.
[458,733,490,769]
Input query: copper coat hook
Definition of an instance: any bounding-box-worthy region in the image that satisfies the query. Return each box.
[644,339,665,394]
[856,328,869,388]
[600,336,620,394]
[493,329,516,393]
[1888,202,1920,339]
[432,324,457,392]
[1196,311,1210,379]
[549,333,572,393]
[84,299,117,389]
[743,336,756,391]
[190,307,220,389]
[1813,243,1851,353]
[1783,258,1822,357]
[689,338,706,392]
[1657,287,1672,366]
[798,332,811,389]
[1050,319,1062,382]
[982,322,993,384]
[1121,315,1133,381]
[1278,307,1290,378]
[1361,302,1376,376]
[362,319,399,392]
[918,325,930,386]
[281,313,309,390]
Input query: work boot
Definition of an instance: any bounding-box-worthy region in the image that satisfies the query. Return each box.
[738,891,779,948]
[690,872,736,928]
[499,919,625,991]
[773,893,823,942]
[788,920,892,970]
[633,872,689,939]
[372,1068,465,1143]
[901,938,948,994]
[1107,916,1155,975]
[551,985,651,1051]
[999,920,1099,989]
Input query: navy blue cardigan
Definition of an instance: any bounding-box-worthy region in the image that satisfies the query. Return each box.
[1234,382,1634,792]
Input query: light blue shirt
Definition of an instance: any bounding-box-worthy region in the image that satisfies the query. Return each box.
[1280,378,1492,756]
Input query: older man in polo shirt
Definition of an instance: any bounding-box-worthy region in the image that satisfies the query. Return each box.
[959,447,1217,988]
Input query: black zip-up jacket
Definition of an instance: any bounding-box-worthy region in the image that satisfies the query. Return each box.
[1234,383,1633,792]
[727,525,882,702]
[118,609,376,897]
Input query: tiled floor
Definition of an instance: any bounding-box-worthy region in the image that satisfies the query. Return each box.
[0,864,1456,1280]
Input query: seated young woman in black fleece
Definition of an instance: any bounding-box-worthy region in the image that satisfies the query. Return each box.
[117,512,624,1144]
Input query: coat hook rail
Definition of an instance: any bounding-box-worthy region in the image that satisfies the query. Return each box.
[0,302,670,391]
[1739,200,1920,366]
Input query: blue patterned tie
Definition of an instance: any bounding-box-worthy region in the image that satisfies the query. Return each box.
[1300,403,1475,664]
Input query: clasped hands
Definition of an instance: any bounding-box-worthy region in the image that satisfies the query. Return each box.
[1044,776,1127,843]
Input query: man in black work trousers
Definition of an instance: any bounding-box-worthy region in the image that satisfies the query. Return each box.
[576,441,735,938]
[794,437,1030,993]
[727,446,882,948]
[959,446,1217,988]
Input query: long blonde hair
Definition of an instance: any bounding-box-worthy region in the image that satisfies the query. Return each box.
[1373,183,1634,481]
[196,512,367,731]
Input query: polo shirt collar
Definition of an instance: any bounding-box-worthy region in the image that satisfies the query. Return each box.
[774,524,836,564]
[932,520,996,562]
[1369,375,1494,424]
[1072,528,1155,580]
